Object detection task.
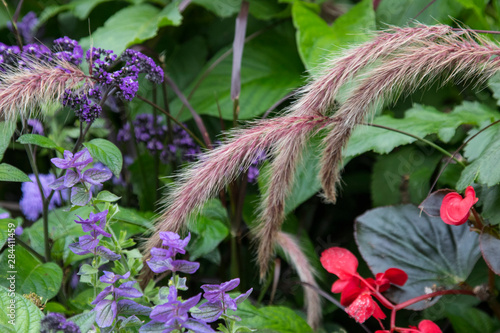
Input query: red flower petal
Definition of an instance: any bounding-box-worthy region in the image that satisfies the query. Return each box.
[440,186,478,226]
[339,277,363,306]
[320,247,358,279]
[383,268,408,286]
[331,279,350,293]
[418,320,442,333]
[345,293,386,323]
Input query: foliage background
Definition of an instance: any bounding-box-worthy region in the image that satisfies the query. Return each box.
[2,0,500,332]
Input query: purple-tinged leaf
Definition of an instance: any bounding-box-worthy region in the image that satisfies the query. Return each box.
[201,278,240,302]
[83,168,112,185]
[51,151,74,169]
[79,234,99,251]
[150,247,174,260]
[230,1,249,100]
[159,231,191,254]
[69,241,91,255]
[139,320,167,333]
[92,286,113,305]
[73,148,93,171]
[418,189,453,217]
[171,259,200,274]
[94,299,117,328]
[235,288,253,305]
[71,186,92,206]
[147,258,172,274]
[191,302,223,322]
[184,319,217,333]
[118,315,142,329]
[48,176,66,190]
[117,299,152,316]
[115,281,142,298]
[100,271,130,284]
[64,169,80,188]
[96,246,121,260]
[480,231,500,275]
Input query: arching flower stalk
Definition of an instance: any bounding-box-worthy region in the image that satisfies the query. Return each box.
[143,25,500,322]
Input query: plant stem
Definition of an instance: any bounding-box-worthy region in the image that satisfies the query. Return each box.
[394,289,475,310]
[15,236,45,262]
[136,95,206,148]
[363,123,465,167]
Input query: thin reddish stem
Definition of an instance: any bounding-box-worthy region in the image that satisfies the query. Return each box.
[394,289,475,310]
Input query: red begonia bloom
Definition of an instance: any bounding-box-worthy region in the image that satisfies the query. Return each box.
[345,293,386,324]
[374,268,408,292]
[320,247,358,279]
[374,319,442,333]
[440,186,478,226]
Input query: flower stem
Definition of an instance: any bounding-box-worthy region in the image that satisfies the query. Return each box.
[363,123,466,167]
[394,289,475,310]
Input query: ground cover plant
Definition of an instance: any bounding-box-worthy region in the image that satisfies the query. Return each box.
[2,0,500,332]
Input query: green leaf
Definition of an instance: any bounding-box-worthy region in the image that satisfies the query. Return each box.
[70,0,113,19]
[95,191,121,203]
[346,102,499,158]
[112,206,154,231]
[187,199,229,261]
[477,185,500,225]
[17,134,62,152]
[355,204,480,310]
[128,153,157,212]
[457,123,500,190]
[0,122,15,162]
[235,301,312,333]
[172,23,304,121]
[446,303,495,333]
[371,146,441,206]
[480,232,500,275]
[0,219,15,250]
[68,311,97,333]
[80,3,182,54]
[191,0,242,17]
[0,164,31,183]
[292,0,375,72]
[23,206,92,257]
[0,246,62,300]
[375,0,465,26]
[0,286,43,333]
[78,264,98,276]
[84,138,123,177]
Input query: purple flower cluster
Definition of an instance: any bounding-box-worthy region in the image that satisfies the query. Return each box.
[40,312,80,333]
[68,210,120,260]
[247,149,266,183]
[7,12,39,44]
[61,88,102,123]
[117,113,201,162]
[0,36,82,69]
[53,36,84,66]
[147,232,200,275]
[20,174,66,221]
[193,278,252,322]
[141,286,214,333]
[49,148,112,206]
[91,271,148,328]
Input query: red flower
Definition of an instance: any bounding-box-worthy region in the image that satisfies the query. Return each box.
[374,319,442,333]
[440,186,478,226]
[345,293,386,323]
[373,268,408,292]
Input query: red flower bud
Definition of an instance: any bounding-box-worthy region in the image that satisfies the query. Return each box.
[440,186,478,226]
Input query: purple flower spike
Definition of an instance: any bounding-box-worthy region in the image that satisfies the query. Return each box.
[159,231,191,256]
[91,271,143,328]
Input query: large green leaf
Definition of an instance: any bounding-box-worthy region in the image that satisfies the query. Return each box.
[191,0,242,17]
[0,164,31,183]
[23,206,91,256]
[235,301,312,333]
[355,205,480,310]
[345,102,499,158]
[371,146,441,207]
[375,0,464,26]
[17,134,62,152]
[0,122,15,162]
[68,311,97,333]
[187,199,229,261]
[84,138,123,177]
[0,246,62,300]
[446,303,496,333]
[0,219,15,250]
[80,3,182,54]
[0,286,43,333]
[172,23,304,121]
[292,0,375,72]
[457,123,500,190]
